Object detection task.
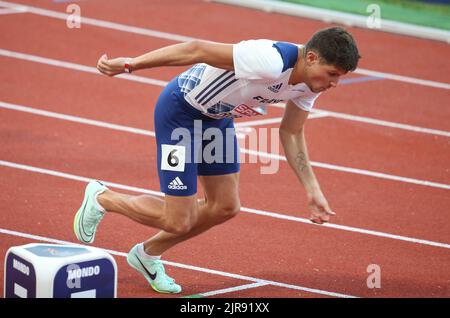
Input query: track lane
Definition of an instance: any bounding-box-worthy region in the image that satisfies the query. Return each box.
[316,79,450,132]
[3,0,450,81]
[1,10,448,130]
[0,166,449,297]
[1,108,449,244]
[0,57,448,184]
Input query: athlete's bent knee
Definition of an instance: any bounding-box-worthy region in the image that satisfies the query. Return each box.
[215,202,241,222]
[164,216,193,235]
[162,196,198,235]
[163,209,196,235]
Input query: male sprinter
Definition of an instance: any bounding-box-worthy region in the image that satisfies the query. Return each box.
[74,27,360,294]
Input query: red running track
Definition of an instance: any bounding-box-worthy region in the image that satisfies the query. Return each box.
[0,0,449,297]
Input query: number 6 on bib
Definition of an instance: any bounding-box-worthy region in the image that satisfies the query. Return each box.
[161,145,186,172]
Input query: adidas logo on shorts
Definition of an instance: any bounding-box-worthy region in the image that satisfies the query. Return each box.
[168,177,187,190]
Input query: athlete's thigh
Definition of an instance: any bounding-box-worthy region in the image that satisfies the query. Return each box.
[154,78,199,197]
[197,117,240,189]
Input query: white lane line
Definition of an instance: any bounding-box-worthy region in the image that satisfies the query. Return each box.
[0,49,290,131]
[0,228,356,298]
[0,3,26,14]
[235,117,284,128]
[0,0,448,90]
[315,109,450,138]
[192,282,270,298]
[1,100,448,191]
[0,1,196,42]
[0,7,25,15]
[235,113,329,128]
[271,103,450,138]
[305,112,329,119]
[0,159,449,250]
[0,101,155,137]
[235,113,326,138]
[160,261,354,298]
[0,48,168,87]
[2,48,448,138]
[239,148,450,190]
[356,68,450,90]
[210,0,450,44]
[240,206,450,249]
[0,49,311,132]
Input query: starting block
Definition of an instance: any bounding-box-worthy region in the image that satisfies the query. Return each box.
[4,243,117,298]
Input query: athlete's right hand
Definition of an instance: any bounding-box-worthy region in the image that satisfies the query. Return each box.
[97,54,129,77]
[307,190,336,225]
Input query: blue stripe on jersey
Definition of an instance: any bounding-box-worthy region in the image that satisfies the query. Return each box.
[272,42,299,72]
[178,64,206,95]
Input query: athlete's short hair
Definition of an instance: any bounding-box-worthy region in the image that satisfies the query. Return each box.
[305,27,361,72]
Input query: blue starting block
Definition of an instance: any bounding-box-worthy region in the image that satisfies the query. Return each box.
[4,243,117,298]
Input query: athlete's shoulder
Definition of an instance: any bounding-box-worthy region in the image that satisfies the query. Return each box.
[233,39,299,80]
[272,41,300,72]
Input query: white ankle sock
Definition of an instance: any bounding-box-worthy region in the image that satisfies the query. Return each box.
[137,243,161,261]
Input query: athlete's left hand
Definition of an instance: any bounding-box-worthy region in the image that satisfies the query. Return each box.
[97,54,129,77]
[307,190,336,224]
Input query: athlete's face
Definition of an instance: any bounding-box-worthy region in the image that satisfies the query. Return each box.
[303,51,347,93]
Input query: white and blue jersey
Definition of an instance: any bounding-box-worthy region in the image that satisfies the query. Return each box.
[178,39,320,119]
[154,40,319,196]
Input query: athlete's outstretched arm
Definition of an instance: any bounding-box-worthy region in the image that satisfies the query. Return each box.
[97,40,234,76]
[279,101,336,224]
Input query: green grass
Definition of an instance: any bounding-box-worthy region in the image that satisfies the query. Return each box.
[279,0,450,30]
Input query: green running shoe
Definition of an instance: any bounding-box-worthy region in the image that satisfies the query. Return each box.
[73,180,107,244]
[127,244,182,294]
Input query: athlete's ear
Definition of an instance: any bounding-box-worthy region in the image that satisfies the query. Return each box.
[305,51,319,65]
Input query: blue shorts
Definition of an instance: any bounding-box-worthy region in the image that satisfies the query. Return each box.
[154,77,240,196]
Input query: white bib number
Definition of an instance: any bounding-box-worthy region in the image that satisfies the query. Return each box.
[161,145,186,172]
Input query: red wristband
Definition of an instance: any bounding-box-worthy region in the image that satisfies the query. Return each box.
[124,58,132,73]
